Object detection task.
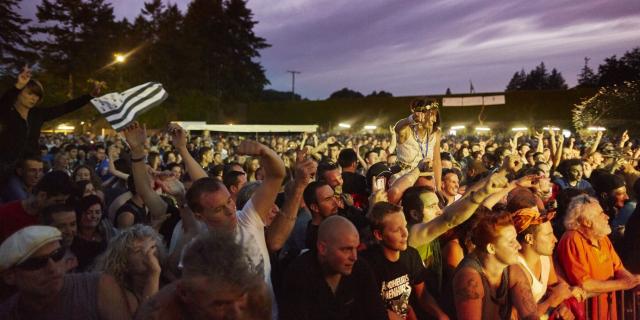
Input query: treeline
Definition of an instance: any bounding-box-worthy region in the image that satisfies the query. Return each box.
[505,47,640,91]
[1,0,269,120]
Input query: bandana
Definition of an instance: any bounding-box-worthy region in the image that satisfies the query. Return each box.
[511,207,556,234]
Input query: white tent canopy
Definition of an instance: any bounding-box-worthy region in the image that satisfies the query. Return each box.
[173,121,318,133]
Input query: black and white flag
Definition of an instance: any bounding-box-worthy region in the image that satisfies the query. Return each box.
[91,82,168,131]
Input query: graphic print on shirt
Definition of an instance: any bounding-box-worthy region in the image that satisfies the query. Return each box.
[380,274,412,318]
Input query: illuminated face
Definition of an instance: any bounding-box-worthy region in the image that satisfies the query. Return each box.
[179,277,254,320]
[378,211,409,252]
[311,185,339,218]
[419,192,441,222]
[586,203,612,238]
[322,169,343,189]
[319,230,359,276]
[492,225,521,266]
[442,173,459,198]
[197,188,238,231]
[16,87,40,109]
[4,241,65,297]
[50,211,77,247]
[567,165,582,183]
[530,221,557,256]
[21,160,44,188]
[611,186,629,209]
[81,203,102,229]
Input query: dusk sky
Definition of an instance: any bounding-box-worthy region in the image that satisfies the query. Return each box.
[19,0,640,99]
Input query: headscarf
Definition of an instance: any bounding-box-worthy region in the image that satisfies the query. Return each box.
[511,207,556,234]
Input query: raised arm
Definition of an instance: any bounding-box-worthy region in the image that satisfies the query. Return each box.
[266,151,316,251]
[388,125,397,154]
[238,140,286,223]
[588,130,603,155]
[408,171,509,247]
[433,130,442,192]
[387,166,421,204]
[122,122,168,222]
[168,123,208,181]
[535,131,544,153]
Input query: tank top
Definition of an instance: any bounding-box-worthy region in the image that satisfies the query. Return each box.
[451,255,512,320]
[396,125,436,170]
[0,273,101,320]
[516,255,550,303]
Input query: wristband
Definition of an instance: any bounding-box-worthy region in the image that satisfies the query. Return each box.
[131,155,146,163]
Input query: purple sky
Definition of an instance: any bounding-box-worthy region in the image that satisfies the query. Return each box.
[18,0,640,99]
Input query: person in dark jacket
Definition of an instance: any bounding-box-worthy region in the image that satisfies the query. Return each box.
[0,66,102,181]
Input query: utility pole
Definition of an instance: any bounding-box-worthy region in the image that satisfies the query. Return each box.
[287,70,301,100]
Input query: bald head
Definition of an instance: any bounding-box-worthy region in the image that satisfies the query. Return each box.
[318,215,358,244]
[317,216,359,276]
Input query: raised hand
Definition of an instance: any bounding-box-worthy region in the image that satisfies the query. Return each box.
[483,171,510,195]
[167,123,188,150]
[501,154,523,174]
[294,150,317,186]
[122,121,147,152]
[16,65,32,89]
[535,131,544,141]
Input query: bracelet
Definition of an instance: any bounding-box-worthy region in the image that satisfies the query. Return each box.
[131,155,146,163]
[469,191,482,205]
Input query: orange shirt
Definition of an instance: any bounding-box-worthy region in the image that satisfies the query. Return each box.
[557,230,623,320]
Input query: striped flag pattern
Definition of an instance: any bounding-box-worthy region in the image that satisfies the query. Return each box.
[90,82,168,131]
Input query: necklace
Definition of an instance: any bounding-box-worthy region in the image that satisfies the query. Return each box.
[412,125,430,159]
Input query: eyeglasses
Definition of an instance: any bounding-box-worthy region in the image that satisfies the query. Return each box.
[16,247,65,271]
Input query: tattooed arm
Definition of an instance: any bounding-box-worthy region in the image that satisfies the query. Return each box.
[509,265,539,320]
[453,268,484,320]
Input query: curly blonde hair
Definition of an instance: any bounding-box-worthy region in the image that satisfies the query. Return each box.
[92,224,166,286]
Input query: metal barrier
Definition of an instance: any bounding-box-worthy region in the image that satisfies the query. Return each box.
[583,289,639,320]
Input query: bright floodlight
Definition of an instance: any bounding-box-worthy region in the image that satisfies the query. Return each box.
[451,125,465,130]
[338,123,351,128]
[114,53,126,63]
[562,129,571,138]
[544,126,560,131]
[587,127,606,132]
[449,129,457,136]
[511,127,528,132]
[364,125,377,130]
[475,127,490,132]
[57,124,75,131]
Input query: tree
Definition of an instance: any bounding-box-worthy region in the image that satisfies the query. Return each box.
[366,90,393,98]
[597,48,640,87]
[506,69,526,91]
[506,63,567,91]
[577,57,598,88]
[31,0,120,96]
[0,0,37,73]
[328,88,364,99]
[547,68,568,90]
[260,89,301,101]
[445,88,452,95]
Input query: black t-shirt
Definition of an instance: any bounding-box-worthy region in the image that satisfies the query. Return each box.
[114,199,148,227]
[280,250,387,320]
[361,244,426,318]
[342,172,367,196]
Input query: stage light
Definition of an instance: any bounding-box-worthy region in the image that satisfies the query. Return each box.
[114,53,126,63]
[562,129,571,138]
[57,124,75,131]
[338,123,351,128]
[587,127,606,132]
[544,126,560,131]
[364,125,377,130]
[449,129,457,136]
[475,127,490,132]
[511,127,528,132]
[451,125,465,130]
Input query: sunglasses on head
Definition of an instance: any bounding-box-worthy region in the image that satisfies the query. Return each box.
[16,247,65,271]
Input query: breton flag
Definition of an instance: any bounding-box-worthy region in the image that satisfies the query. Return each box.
[91,82,168,131]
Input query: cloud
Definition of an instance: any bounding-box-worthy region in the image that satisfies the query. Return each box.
[18,0,640,99]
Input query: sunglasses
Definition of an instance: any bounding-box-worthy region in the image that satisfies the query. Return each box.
[16,247,65,271]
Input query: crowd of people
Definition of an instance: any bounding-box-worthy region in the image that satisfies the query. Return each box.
[1,69,640,320]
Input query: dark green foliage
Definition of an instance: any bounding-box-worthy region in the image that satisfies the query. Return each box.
[0,0,38,73]
[261,89,302,101]
[506,63,567,91]
[577,57,598,88]
[366,90,393,98]
[328,88,364,99]
[597,48,640,87]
